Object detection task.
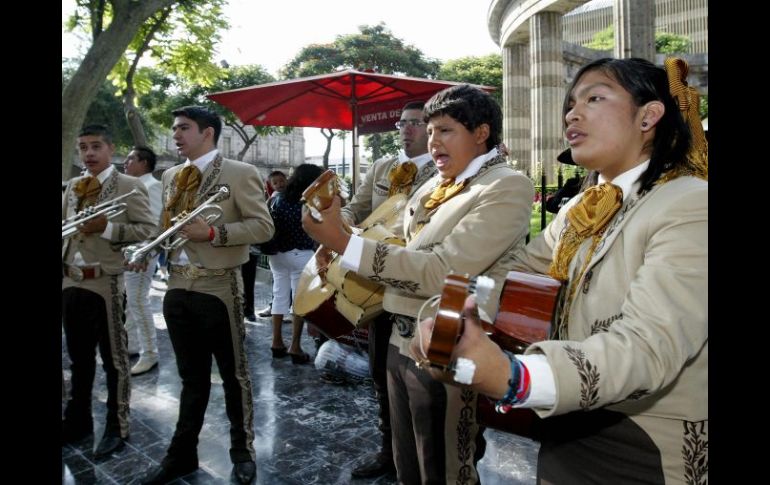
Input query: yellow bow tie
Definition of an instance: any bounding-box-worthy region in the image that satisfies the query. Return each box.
[549,183,622,281]
[388,161,418,196]
[424,177,468,210]
[162,165,202,229]
[566,183,623,237]
[73,176,101,211]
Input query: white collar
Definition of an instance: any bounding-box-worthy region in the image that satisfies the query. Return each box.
[185,149,219,172]
[89,164,114,184]
[455,147,499,184]
[598,160,649,202]
[398,150,432,170]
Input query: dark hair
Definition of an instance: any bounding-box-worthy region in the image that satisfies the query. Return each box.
[283,164,325,203]
[268,170,287,179]
[171,105,223,144]
[563,58,692,193]
[402,100,425,111]
[78,124,113,144]
[132,145,157,171]
[423,85,502,150]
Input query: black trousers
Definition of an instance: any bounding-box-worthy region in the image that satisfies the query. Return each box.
[62,286,126,435]
[163,289,254,464]
[369,312,394,456]
[241,253,258,316]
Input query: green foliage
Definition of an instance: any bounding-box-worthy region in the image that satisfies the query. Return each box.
[282,23,439,162]
[585,25,614,51]
[281,23,440,79]
[364,132,400,161]
[530,204,555,240]
[699,95,708,119]
[655,32,691,55]
[62,66,142,153]
[106,0,228,99]
[585,26,691,54]
[438,54,503,103]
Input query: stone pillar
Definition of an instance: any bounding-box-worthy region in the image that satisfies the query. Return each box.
[614,0,655,61]
[529,12,565,184]
[502,42,530,175]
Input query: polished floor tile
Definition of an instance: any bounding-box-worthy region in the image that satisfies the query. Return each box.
[62,276,538,484]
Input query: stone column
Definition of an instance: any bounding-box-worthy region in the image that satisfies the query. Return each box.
[614,0,655,61]
[502,42,531,175]
[529,11,565,184]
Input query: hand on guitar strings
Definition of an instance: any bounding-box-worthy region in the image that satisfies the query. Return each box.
[409,294,514,400]
[301,194,351,254]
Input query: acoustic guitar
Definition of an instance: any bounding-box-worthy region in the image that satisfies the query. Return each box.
[425,271,562,439]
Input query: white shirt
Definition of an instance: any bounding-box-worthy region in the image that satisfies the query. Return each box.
[397,150,433,170]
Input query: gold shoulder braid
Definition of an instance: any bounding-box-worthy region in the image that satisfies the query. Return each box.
[73,176,101,211]
[161,165,202,229]
[388,161,418,196]
[660,57,708,183]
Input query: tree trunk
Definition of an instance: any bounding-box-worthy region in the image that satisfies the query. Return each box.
[61,0,178,180]
[320,128,335,169]
[124,86,148,147]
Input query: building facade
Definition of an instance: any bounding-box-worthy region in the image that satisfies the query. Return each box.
[155,124,305,180]
[488,0,708,182]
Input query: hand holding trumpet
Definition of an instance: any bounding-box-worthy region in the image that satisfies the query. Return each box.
[76,214,108,234]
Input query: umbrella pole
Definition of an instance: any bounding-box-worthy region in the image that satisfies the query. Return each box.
[351,99,359,197]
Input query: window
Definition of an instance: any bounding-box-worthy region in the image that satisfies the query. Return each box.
[279,140,290,163]
[223,136,232,157]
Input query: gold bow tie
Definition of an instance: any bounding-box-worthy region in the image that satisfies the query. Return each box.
[424,177,468,210]
[73,176,101,211]
[549,183,622,281]
[388,161,418,196]
[566,183,623,238]
[162,165,202,229]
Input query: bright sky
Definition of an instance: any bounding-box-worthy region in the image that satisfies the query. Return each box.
[62,0,500,159]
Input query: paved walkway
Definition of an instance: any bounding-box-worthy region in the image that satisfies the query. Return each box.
[62,273,538,484]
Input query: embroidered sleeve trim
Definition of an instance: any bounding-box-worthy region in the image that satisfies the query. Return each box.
[369,242,420,293]
[564,345,600,410]
[682,420,708,485]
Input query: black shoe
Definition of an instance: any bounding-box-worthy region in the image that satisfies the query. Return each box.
[289,351,311,365]
[94,432,126,458]
[232,460,257,484]
[257,306,272,317]
[245,314,257,322]
[141,458,198,485]
[62,417,93,444]
[350,452,395,479]
[271,346,288,359]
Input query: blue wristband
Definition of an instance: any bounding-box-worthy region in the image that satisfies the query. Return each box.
[495,355,522,414]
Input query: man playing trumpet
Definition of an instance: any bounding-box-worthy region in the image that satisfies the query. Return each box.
[62,124,156,457]
[134,106,274,485]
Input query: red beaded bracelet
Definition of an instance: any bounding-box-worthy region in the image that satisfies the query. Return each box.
[208,226,215,241]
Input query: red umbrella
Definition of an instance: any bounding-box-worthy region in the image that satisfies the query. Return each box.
[207,69,493,191]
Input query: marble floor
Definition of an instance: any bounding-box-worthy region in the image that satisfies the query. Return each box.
[62,275,538,484]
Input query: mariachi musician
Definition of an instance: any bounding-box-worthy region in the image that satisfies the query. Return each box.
[304,86,534,484]
[62,124,155,457]
[316,100,437,480]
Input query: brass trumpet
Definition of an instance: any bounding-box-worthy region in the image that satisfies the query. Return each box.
[123,186,228,266]
[62,188,141,239]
